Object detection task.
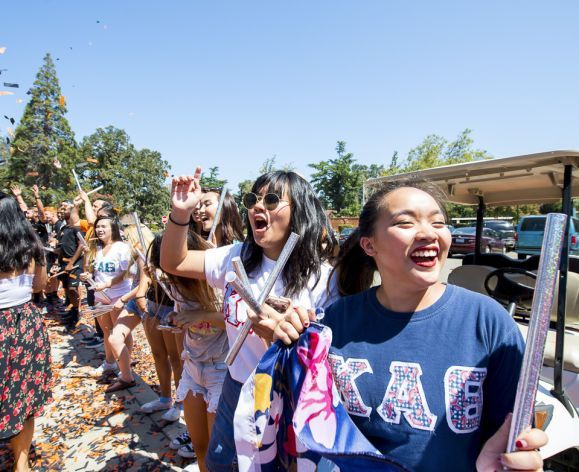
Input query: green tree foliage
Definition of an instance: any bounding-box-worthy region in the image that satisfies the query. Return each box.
[79,126,171,226]
[309,141,378,216]
[390,129,490,175]
[200,166,227,189]
[5,53,79,204]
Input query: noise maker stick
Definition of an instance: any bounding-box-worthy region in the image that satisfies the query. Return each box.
[232,256,251,289]
[85,276,113,305]
[134,247,176,303]
[86,185,104,196]
[49,265,79,279]
[506,213,568,452]
[83,305,115,320]
[77,232,89,248]
[207,188,227,244]
[132,212,148,261]
[224,232,299,366]
[71,169,83,193]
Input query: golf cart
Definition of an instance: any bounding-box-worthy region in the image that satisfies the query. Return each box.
[365,150,579,469]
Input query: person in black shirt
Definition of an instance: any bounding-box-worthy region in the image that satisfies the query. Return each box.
[54,202,83,329]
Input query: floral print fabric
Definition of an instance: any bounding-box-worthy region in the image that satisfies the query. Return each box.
[0,302,52,439]
[234,323,409,471]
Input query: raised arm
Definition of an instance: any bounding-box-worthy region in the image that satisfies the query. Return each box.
[160,168,206,280]
[79,190,96,225]
[32,185,46,221]
[10,184,28,212]
[70,196,82,227]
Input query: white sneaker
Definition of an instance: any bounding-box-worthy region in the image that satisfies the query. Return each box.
[169,430,190,450]
[177,442,198,459]
[139,398,173,414]
[161,405,181,422]
[93,361,117,378]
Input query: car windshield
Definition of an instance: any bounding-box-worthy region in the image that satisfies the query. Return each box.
[454,227,476,235]
[520,217,546,231]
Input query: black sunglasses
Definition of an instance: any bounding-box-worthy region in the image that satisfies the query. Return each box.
[242,192,289,211]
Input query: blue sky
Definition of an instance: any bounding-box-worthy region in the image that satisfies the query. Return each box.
[2,1,579,189]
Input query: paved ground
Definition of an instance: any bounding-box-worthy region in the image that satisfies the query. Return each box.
[1,310,200,471]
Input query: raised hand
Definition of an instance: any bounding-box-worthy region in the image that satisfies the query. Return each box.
[32,184,40,197]
[170,167,203,220]
[9,183,21,197]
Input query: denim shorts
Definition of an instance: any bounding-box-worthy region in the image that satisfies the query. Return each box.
[205,371,242,471]
[125,299,145,319]
[147,300,173,324]
[176,356,227,413]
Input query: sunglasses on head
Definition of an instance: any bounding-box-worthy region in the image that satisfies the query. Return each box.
[242,192,289,211]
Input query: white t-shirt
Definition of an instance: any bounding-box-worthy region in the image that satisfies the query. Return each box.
[204,243,339,383]
[93,241,132,303]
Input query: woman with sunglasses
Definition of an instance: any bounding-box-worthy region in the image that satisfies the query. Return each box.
[161,167,338,471]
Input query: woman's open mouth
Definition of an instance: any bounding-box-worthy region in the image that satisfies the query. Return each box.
[253,214,269,232]
[410,248,439,267]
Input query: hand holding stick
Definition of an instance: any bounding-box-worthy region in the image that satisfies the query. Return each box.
[506,213,567,452]
[224,232,299,365]
[49,265,79,279]
[85,275,112,304]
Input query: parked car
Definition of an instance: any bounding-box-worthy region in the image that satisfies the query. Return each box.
[446,224,456,233]
[339,227,355,244]
[449,226,505,256]
[516,215,579,259]
[483,219,516,250]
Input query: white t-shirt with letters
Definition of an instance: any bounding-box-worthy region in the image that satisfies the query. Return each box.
[204,243,339,383]
[93,241,132,303]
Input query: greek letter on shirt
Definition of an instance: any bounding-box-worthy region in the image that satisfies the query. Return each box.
[330,359,486,433]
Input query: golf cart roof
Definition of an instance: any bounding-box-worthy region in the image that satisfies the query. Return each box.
[365,150,579,206]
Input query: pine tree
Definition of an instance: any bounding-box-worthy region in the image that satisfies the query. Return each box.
[7,53,78,204]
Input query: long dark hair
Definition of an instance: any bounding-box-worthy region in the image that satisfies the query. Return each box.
[0,192,45,272]
[241,171,337,298]
[94,215,123,243]
[332,178,447,296]
[159,231,221,311]
[216,190,244,246]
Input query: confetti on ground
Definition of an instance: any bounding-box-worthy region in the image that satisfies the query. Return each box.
[0,293,198,471]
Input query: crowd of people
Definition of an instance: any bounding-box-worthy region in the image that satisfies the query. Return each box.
[0,168,548,472]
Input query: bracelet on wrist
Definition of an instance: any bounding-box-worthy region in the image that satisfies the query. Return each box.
[135,295,146,300]
[169,213,190,226]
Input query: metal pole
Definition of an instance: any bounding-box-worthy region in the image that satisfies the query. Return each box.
[551,164,574,415]
[474,196,485,264]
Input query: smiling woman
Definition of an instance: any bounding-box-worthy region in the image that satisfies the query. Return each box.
[274,178,547,472]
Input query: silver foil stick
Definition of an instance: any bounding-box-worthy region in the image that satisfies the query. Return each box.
[132,212,148,261]
[224,232,299,366]
[207,188,228,244]
[506,213,567,452]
